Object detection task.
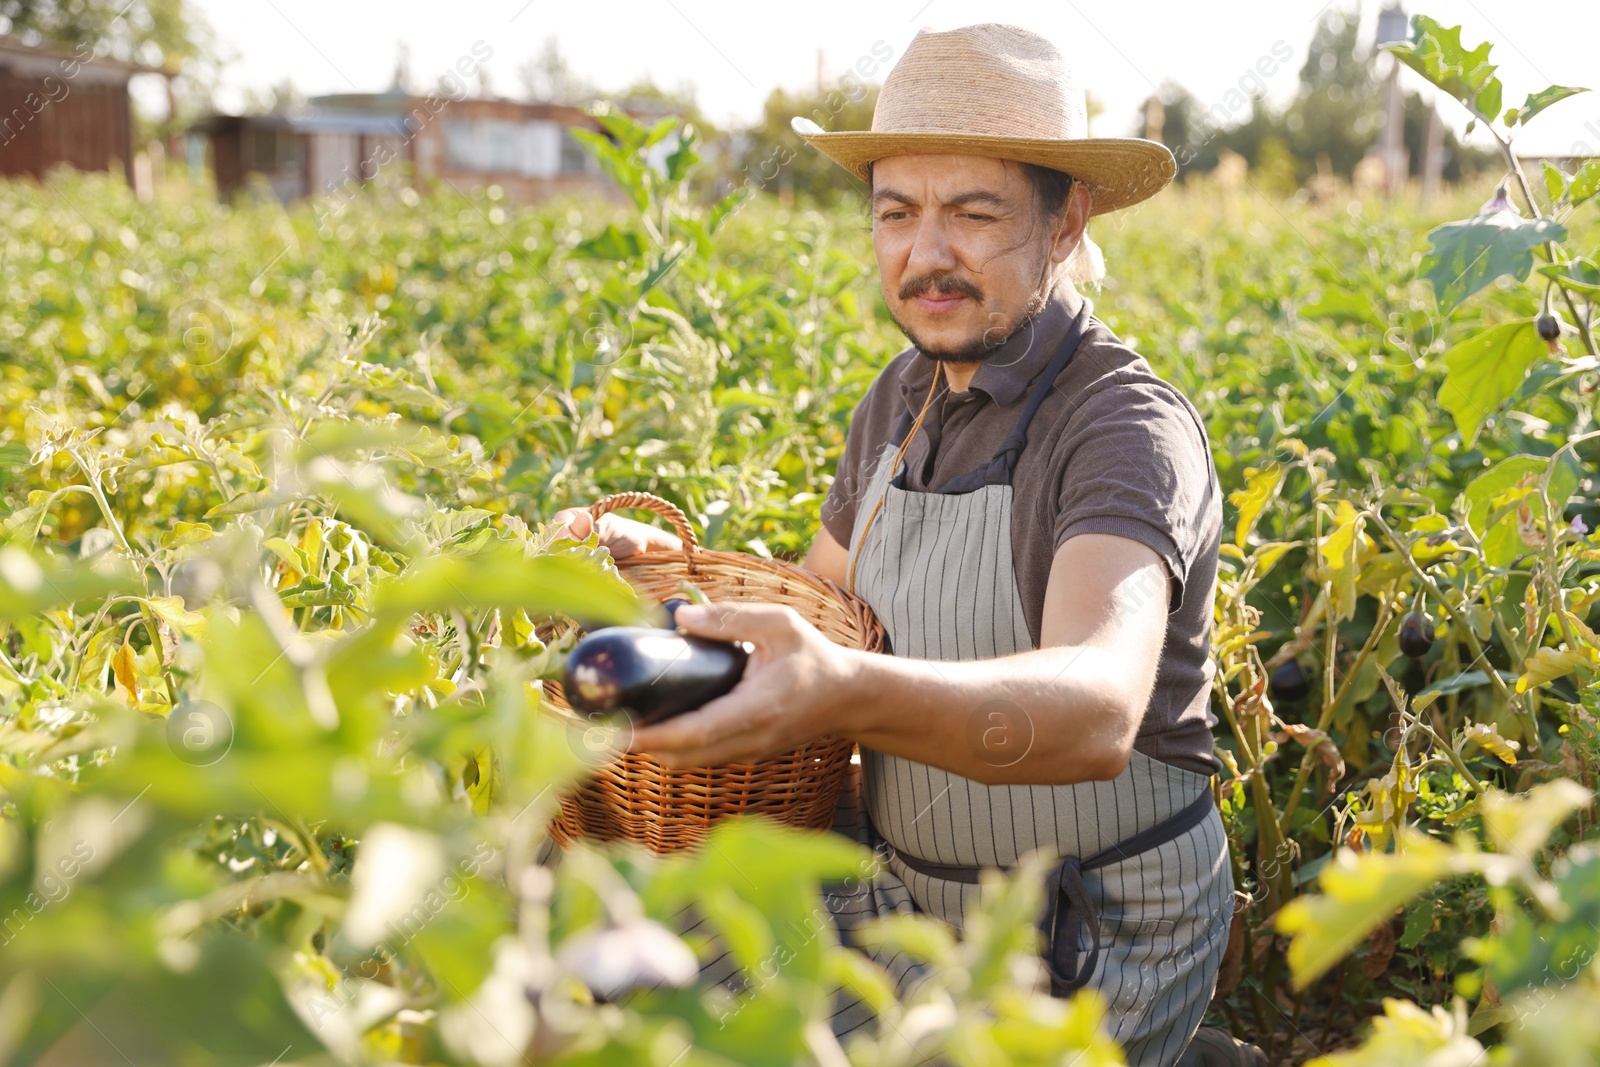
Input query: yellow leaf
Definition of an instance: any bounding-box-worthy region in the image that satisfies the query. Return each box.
[160,521,214,549]
[1277,831,1457,988]
[1229,465,1283,548]
[1251,540,1300,580]
[1303,998,1482,1067]
[1319,500,1365,621]
[1358,552,1412,597]
[1460,722,1519,764]
[1565,610,1600,654]
[1480,780,1591,859]
[1410,538,1465,564]
[144,596,205,638]
[1516,647,1592,693]
[299,519,325,575]
[112,636,139,704]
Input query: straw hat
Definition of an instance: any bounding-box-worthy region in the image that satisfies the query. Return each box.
[791,23,1175,216]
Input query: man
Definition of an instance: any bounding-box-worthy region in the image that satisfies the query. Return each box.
[554,23,1259,1067]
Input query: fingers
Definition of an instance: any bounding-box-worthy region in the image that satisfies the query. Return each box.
[630,692,769,767]
[673,602,800,644]
[551,507,593,541]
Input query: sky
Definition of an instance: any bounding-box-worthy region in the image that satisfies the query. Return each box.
[182,0,1600,158]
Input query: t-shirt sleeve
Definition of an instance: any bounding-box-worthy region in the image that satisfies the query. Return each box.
[1050,382,1215,615]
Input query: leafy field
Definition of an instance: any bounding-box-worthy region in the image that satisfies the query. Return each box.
[3,23,1600,1064]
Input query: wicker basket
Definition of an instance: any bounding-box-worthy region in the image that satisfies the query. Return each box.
[542,492,884,853]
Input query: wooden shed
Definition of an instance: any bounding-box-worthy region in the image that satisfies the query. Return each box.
[190,91,665,208]
[0,35,164,182]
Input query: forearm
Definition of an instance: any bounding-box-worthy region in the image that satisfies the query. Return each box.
[836,644,1141,786]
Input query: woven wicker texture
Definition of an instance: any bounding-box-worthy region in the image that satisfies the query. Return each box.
[791,23,1175,215]
[544,492,885,853]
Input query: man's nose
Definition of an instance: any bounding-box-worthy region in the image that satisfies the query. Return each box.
[905,216,958,278]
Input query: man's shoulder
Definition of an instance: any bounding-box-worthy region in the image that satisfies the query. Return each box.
[1060,320,1210,444]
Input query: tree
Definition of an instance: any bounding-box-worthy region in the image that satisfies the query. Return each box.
[734,84,879,205]
[1400,90,1496,183]
[518,36,593,104]
[1282,6,1381,179]
[0,0,200,70]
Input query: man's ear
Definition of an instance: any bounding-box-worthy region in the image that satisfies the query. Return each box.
[1051,182,1093,265]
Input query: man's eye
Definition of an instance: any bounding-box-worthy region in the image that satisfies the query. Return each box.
[960,212,993,222]
[879,211,910,222]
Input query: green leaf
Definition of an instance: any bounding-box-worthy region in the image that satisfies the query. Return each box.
[664,124,698,183]
[277,573,358,609]
[696,881,775,974]
[1410,669,1519,713]
[571,223,647,261]
[639,243,691,297]
[19,933,327,1063]
[160,521,214,549]
[1549,448,1583,514]
[642,115,680,150]
[1399,899,1436,949]
[1420,212,1566,312]
[1543,161,1569,204]
[204,488,276,519]
[1571,160,1600,205]
[1383,16,1501,119]
[567,126,649,213]
[1474,79,1502,125]
[1507,85,1588,127]
[1461,455,1546,536]
[373,541,642,626]
[0,546,135,619]
[1438,321,1548,445]
[585,101,647,149]
[1536,257,1600,299]
[1277,831,1459,987]
[408,874,512,999]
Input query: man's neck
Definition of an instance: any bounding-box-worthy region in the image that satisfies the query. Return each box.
[941,357,981,394]
[941,283,1081,393]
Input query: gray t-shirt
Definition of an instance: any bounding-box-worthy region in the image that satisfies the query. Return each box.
[820,287,1222,776]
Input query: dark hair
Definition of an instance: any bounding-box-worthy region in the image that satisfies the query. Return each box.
[1017,161,1075,222]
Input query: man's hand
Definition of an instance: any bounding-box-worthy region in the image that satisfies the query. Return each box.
[628,602,859,768]
[550,506,682,559]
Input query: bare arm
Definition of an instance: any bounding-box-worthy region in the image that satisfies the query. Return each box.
[549,507,681,557]
[632,531,1172,786]
[801,527,850,587]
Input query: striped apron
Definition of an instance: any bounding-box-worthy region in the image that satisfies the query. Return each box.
[824,304,1234,1066]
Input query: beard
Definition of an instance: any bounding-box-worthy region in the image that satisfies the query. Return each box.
[890,266,1053,363]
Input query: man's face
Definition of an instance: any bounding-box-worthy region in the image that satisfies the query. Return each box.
[871,154,1074,362]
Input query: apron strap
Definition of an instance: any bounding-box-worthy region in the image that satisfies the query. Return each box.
[985,299,1092,483]
[884,786,1214,995]
[902,300,1093,495]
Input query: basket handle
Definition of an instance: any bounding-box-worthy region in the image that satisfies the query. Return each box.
[588,491,700,572]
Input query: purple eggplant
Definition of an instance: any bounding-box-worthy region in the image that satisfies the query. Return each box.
[564,626,748,725]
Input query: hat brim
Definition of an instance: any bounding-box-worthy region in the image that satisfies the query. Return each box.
[792,128,1176,216]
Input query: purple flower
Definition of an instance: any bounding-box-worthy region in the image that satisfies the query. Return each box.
[1572,515,1590,537]
[1479,184,1519,217]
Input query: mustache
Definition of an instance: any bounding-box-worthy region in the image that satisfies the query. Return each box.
[899,274,982,303]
